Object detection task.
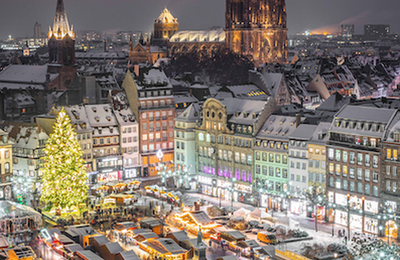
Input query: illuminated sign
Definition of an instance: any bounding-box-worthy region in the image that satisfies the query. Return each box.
[104,198,116,204]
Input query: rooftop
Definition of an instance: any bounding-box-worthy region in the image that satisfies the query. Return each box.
[170,29,225,43]
[290,124,318,140]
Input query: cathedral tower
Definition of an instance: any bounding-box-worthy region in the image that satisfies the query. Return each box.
[48,0,75,66]
[225,0,288,66]
[153,7,179,47]
[47,0,76,90]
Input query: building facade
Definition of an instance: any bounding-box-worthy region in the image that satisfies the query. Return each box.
[174,103,201,190]
[0,130,13,200]
[225,0,288,66]
[326,105,395,235]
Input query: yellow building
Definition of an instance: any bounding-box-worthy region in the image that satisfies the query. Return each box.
[307,123,330,192]
[0,129,13,200]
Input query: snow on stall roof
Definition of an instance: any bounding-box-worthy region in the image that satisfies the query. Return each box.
[0,65,57,83]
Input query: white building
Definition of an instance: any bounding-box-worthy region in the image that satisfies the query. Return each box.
[0,122,49,195]
[174,103,201,190]
[85,104,123,183]
[288,125,318,194]
[109,90,140,180]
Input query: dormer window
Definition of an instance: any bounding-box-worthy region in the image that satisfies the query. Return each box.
[106,116,111,122]
[357,122,362,130]
[92,107,97,112]
[372,124,377,131]
[110,127,113,133]
[104,106,109,112]
[95,116,100,122]
[98,128,102,134]
[243,112,248,118]
[252,113,257,119]
[2,136,8,143]
[263,141,268,147]
[280,118,286,125]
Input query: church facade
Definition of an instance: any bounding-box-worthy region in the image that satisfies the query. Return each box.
[128,0,288,67]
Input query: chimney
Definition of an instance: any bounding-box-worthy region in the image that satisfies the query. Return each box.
[134,64,140,77]
[194,201,201,211]
[395,131,399,142]
[295,114,301,128]
[103,39,107,52]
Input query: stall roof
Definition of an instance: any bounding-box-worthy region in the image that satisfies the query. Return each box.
[140,218,163,228]
[75,250,105,260]
[169,231,189,242]
[221,231,246,240]
[103,242,124,255]
[91,235,110,246]
[217,256,238,260]
[116,250,141,260]
[189,211,216,226]
[130,228,152,235]
[144,238,186,255]
[135,232,159,241]
[64,243,84,253]
[0,200,41,220]
[238,240,260,249]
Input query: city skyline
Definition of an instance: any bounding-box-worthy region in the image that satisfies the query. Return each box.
[1,0,400,40]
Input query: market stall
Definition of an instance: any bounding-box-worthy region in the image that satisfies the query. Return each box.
[233,208,250,219]
[113,183,127,193]
[108,194,135,206]
[248,208,276,224]
[0,201,42,235]
[126,180,141,190]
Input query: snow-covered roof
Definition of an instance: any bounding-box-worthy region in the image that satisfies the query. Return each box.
[155,7,178,24]
[170,29,225,43]
[63,105,92,133]
[85,104,118,128]
[0,65,57,84]
[256,115,300,141]
[175,103,201,123]
[0,122,49,149]
[220,98,267,125]
[110,90,137,127]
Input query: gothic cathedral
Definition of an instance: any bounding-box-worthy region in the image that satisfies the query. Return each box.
[225,0,288,66]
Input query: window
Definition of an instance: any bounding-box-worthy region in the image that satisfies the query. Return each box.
[302,163,306,170]
[302,176,306,183]
[235,152,240,163]
[336,164,341,175]
[228,151,232,162]
[357,183,363,193]
[296,175,300,181]
[315,149,320,154]
[296,162,300,169]
[329,177,334,187]
[4,163,9,173]
[373,185,378,196]
[365,169,370,181]
[4,150,9,159]
[291,174,295,181]
[309,172,314,181]
[373,156,378,168]
[342,151,348,163]
[256,165,261,174]
[262,166,267,175]
[349,167,355,178]
[302,151,306,158]
[357,168,363,180]
[365,154,371,166]
[269,153,274,162]
[283,169,288,178]
[335,150,341,161]
[350,181,355,191]
[276,168,281,177]
[206,134,211,142]
[393,166,397,177]
[349,152,355,164]
[373,171,378,183]
[198,133,204,141]
[290,161,295,168]
[343,165,348,177]
[335,178,341,189]
[315,173,320,182]
[357,153,363,165]
[309,148,313,153]
[329,163,334,174]
[241,153,246,164]
[247,155,252,165]
[387,165,391,176]
[328,148,334,160]
[262,152,267,161]
[282,155,288,164]
[276,154,281,163]
[393,182,397,193]
[269,167,274,176]
[343,179,348,190]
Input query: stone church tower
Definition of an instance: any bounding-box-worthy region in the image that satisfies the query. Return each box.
[47,0,76,90]
[225,0,288,66]
[152,7,179,47]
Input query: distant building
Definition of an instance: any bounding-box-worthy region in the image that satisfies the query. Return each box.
[364,24,390,40]
[153,7,179,47]
[34,22,41,39]
[341,24,354,38]
[0,130,13,200]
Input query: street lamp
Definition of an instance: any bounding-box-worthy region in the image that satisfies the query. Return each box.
[231,177,237,208]
[328,202,336,237]
[346,193,350,242]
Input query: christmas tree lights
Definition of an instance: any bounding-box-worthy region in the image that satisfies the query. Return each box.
[40,108,88,209]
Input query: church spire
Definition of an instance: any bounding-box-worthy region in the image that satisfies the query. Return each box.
[49,0,74,39]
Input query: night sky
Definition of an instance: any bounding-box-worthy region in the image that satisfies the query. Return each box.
[1,0,400,40]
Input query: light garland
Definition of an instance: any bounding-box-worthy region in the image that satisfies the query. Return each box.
[40,108,88,209]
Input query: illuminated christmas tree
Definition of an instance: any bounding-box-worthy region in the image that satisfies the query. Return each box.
[40,108,88,209]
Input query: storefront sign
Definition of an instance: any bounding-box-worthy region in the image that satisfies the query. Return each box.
[349,196,362,210]
[217,179,232,188]
[198,176,212,185]
[125,169,137,179]
[104,198,116,204]
[234,183,252,193]
[364,217,378,234]
[335,193,347,206]
[364,200,378,214]
[387,201,398,212]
